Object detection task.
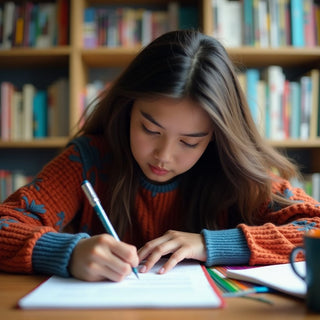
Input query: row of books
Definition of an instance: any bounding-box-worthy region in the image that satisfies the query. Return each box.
[1,65,318,142]
[80,66,320,142]
[0,79,69,141]
[0,0,69,49]
[212,0,320,48]
[238,66,320,140]
[0,170,33,202]
[83,2,198,48]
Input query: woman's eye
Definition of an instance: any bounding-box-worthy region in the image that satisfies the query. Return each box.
[181,141,199,148]
[142,124,159,135]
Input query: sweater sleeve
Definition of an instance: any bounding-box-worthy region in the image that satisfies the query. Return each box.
[239,178,320,265]
[201,228,250,266]
[32,232,90,277]
[202,177,320,267]
[0,143,86,275]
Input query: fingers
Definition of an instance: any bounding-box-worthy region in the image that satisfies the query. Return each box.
[139,238,183,274]
[138,231,206,275]
[69,234,139,282]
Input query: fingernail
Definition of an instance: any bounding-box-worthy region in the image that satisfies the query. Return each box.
[140,265,147,273]
[159,267,165,274]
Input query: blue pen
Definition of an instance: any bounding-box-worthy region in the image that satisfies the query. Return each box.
[81,180,139,279]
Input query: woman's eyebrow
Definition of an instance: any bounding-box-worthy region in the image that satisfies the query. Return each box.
[140,110,209,137]
[141,111,164,128]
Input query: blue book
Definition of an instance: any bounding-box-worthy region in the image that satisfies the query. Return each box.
[246,69,260,124]
[33,90,48,138]
[243,0,254,46]
[290,0,304,47]
[83,8,97,48]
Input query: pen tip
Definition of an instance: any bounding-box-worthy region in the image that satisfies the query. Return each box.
[133,268,139,279]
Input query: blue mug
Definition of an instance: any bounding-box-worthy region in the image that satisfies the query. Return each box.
[290,229,320,313]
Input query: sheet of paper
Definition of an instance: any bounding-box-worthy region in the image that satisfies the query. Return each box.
[18,259,224,309]
[226,262,306,298]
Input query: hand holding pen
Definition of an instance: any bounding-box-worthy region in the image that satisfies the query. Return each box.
[81,180,139,279]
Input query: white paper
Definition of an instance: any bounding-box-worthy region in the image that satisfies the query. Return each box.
[226,262,306,298]
[19,259,223,309]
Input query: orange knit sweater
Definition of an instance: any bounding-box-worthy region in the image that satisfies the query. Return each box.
[0,135,319,277]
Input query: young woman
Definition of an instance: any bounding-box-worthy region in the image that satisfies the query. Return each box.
[0,30,319,282]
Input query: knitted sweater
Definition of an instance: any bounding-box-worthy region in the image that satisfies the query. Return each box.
[0,135,319,277]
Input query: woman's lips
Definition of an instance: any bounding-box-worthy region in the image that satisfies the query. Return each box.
[149,164,169,176]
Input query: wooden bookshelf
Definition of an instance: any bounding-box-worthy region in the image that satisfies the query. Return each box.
[1,0,320,166]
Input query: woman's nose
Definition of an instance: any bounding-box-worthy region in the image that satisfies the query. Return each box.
[154,139,174,163]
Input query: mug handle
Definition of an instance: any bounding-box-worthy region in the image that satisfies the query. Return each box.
[289,246,306,280]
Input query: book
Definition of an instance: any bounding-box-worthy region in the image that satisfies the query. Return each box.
[290,81,301,139]
[243,0,254,46]
[56,0,69,45]
[83,7,97,48]
[207,266,269,297]
[257,0,269,47]
[291,0,304,47]
[309,69,320,139]
[35,3,56,48]
[0,82,13,141]
[33,90,48,138]
[11,91,23,140]
[212,0,242,48]
[18,259,224,309]
[303,0,316,47]
[22,83,35,140]
[300,75,312,140]
[246,68,260,125]
[226,262,306,299]
[2,1,15,49]
[266,66,285,140]
[47,78,69,137]
[14,4,25,47]
[268,0,279,47]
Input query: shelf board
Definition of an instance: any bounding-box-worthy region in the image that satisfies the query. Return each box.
[81,47,140,67]
[0,137,69,149]
[269,139,320,149]
[227,46,320,68]
[0,47,71,67]
[80,46,320,68]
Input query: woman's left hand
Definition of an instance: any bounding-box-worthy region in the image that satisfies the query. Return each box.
[138,230,207,274]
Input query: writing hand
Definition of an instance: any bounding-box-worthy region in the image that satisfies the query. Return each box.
[138,230,207,274]
[69,234,139,282]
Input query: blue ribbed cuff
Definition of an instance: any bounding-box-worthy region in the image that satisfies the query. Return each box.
[32,232,90,277]
[201,228,250,266]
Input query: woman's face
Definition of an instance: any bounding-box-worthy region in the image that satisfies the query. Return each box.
[130,97,213,183]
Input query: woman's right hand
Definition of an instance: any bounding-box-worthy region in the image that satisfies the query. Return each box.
[69,234,139,282]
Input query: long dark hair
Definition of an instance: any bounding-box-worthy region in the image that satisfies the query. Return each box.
[77,30,298,237]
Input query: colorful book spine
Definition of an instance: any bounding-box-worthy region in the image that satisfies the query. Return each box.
[246,69,260,124]
[33,90,48,138]
[291,0,304,47]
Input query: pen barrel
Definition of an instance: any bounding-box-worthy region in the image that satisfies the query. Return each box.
[95,202,120,241]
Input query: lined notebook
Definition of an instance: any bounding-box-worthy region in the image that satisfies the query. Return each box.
[226,262,306,298]
[19,259,224,309]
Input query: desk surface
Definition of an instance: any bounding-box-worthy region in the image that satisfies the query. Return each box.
[1,272,318,320]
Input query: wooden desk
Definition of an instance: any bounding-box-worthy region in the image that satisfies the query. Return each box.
[1,272,318,320]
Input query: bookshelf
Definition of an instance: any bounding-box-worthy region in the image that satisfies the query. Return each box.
[1,0,320,199]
